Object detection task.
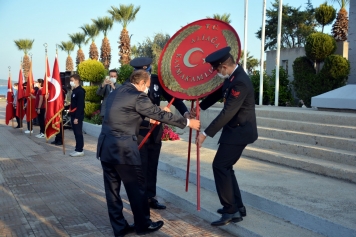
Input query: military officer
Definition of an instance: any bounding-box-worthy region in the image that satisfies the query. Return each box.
[193,46,258,226]
[130,57,191,210]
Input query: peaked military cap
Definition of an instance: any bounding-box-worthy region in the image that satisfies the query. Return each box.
[130,57,153,70]
[205,46,231,70]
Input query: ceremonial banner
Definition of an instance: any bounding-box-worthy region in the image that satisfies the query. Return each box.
[25,63,37,122]
[5,75,14,125]
[158,19,241,100]
[45,57,64,139]
[16,67,25,119]
[42,56,51,96]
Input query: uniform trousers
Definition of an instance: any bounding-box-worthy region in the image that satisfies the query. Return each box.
[213,143,247,214]
[139,141,162,198]
[101,161,151,235]
[38,108,46,134]
[71,117,83,152]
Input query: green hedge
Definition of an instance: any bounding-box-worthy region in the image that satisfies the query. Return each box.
[305,33,336,62]
[84,101,101,118]
[82,86,101,103]
[117,64,134,84]
[77,59,106,83]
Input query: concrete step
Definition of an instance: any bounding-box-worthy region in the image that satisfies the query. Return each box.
[156,169,324,237]
[158,134,356,237]
[243,146,356,183]
[252,136,356,167]
[257,117,356,139]
[255,106,356,126]
[258,126,356,152]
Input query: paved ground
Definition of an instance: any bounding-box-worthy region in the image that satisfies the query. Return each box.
[0,102,234,237]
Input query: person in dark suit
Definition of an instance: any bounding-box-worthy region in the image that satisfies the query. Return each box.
[96,69,120,118]
[97,69,200,236]
[194,46,258,226]
[69,74,86,157]
[130,57,191,210]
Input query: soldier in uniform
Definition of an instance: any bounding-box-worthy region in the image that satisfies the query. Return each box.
[130,57,191,210]
[96,70,200,236]
[194,46,258,226]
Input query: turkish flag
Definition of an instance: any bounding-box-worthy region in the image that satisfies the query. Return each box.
[16,67,25,119]
[5,75,14,125]
[45,57,64,139]
[25,62,37,122]
[42,56,51,96]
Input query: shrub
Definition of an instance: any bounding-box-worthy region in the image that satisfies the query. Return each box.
[315,3,336,32]
[117,64,134,84]
[82,86,101,103]
[305,33,336,62]
[250,70,272,105]
[77,59,106,83]
[268,67,294,106]
[84,101,101,118]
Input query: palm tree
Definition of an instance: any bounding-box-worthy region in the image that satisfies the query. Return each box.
[14,39,34,79]
[240,50,259,74]
[69,32,86,68]
[207,13,232,24]
[108,4,140,65]
[81,24,99,60]
[330,0,350,41]
[92,16,114,69]
[58,41,75,71]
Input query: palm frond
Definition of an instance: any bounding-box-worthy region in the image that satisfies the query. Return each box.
[108,4,140,28]
[207,13,231,24]
[14,39,34,54]
[80,24,99,43]
[58,41,75,55]
[329,0,350,9]
[68,32,86,48]
[92,17,113,37]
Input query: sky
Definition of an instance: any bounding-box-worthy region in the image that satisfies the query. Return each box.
[0,0,343,81]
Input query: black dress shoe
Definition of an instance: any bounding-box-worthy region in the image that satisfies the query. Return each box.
[15,125,21,128]
[50,140,57,145]
[137,221,164,235]
[55,141,63,146]
[217,206,247,217]
[115,223,135,237]
[149,198,166,209]
[211,212,243,226]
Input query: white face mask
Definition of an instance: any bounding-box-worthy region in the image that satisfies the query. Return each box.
[70,81,75,87]
[143,87,149,94]
[217,67,229,79]
[110,77,116,83]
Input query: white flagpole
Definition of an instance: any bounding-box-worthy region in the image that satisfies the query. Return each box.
[259,0,267,105]
[275,0,283,106]
[243,0,248,72]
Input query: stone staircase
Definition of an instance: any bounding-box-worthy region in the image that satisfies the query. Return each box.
[157,104,356,237]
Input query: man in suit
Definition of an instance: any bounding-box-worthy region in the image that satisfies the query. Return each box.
[96,69,120,118]
[97,69,200,236]
[194,46,258,226]
[130,57,191,210]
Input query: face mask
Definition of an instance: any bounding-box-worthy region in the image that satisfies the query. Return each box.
[70,81,75,87]
[110,77,116,83]
[143,87,149,94]
[217,67,229,79]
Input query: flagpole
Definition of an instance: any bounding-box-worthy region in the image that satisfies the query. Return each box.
[44,43,48,142]
[9,66,14,128]
[275,0,283,106]
[61,112,65,155]
[29,61,32,136]
[243,0,248,72]
[259,0,267,105]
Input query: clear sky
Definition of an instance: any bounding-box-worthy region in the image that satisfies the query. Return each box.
[0,0,342,80]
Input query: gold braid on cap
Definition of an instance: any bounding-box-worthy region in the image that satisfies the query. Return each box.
[160,25,240,97]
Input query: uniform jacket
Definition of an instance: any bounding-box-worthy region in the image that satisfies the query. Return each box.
[96,83,120,116]
[201,65,258,145]
[138,74,188,144]
[96,82,188,165]
[70,86,86,120]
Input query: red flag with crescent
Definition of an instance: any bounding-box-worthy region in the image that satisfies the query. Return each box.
[16,66,25,119]
[5,75,14,125]
[45,57,64,139]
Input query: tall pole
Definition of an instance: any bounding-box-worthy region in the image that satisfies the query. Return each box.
[243,0,248,71]
[259,0,267,105]
[275,0,283,106]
